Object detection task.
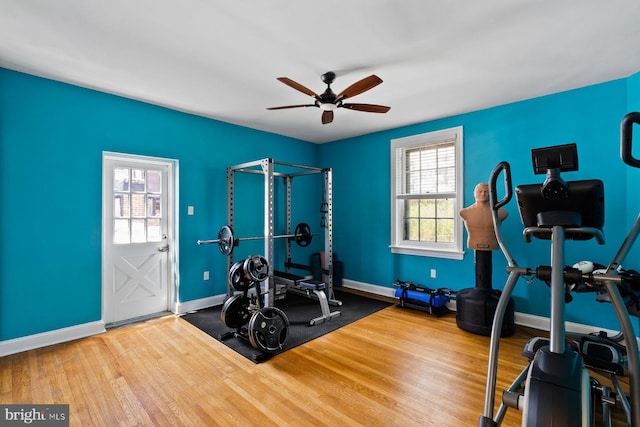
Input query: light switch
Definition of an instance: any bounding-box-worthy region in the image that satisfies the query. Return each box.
[188,206,194,215]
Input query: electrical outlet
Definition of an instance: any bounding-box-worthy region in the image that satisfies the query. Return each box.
[203,271,209,281]
[430,269,436,279]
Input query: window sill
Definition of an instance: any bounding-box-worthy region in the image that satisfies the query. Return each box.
[389,245,465,260]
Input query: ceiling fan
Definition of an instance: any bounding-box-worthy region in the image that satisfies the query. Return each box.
[267,71,390,124]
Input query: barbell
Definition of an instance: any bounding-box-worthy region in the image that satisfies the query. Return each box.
[197,222,313,256]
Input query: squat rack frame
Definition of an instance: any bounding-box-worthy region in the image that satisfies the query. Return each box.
[226,158,335,308]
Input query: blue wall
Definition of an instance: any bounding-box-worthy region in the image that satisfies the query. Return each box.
[0,68,318,340]
[2,67,639,341]
[318,78,636,331]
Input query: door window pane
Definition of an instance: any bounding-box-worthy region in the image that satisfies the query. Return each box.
[114,194,130,218]
[114,168,129,191]
[147,219,161,242]
[131,194,146,217]
[147,195,161,217]
[131,169,145,192]
[131,219,146,243]
[114,219,130,244]
[147,170,161,193]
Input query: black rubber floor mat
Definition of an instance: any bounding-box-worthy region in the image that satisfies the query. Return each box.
[181,290,392,363]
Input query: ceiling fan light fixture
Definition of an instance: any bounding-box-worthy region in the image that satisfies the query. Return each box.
[319,103,337,111]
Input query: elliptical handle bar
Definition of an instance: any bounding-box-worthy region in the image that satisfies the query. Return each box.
[489,161,513,211]
[621,112,640,168]
[488,161,517,267]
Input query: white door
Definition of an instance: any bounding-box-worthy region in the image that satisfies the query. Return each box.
[102,153,176,325]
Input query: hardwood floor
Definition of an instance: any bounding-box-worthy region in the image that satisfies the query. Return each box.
[0,298,631,426]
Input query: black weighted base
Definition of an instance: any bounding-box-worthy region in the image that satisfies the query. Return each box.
[456,287,515,337]
[457,249,514,336]
[218,329,273,362]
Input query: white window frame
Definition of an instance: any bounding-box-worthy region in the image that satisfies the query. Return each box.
[390,126,464,260]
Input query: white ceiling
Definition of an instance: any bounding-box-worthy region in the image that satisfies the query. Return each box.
[2,1,640,144]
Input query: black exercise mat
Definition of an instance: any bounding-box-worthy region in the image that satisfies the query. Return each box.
[181,290,392,363]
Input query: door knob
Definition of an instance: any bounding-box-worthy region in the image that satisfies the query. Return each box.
[158,245,169,252]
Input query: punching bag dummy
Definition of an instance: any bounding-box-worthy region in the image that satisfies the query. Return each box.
[457,183,514,336]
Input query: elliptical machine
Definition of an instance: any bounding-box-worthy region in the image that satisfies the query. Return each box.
[478,112,640,427]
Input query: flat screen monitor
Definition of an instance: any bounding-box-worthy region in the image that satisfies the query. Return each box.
[531,143,578,174]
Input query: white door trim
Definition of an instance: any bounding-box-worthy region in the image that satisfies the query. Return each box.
[101,151,179,324]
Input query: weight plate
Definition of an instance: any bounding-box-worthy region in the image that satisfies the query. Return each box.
[218,225,235,256]
[228,260,250,291]
[247,307,289,353]
[294,222,312,247]
[243,255,269,282]
[220,294,251,329]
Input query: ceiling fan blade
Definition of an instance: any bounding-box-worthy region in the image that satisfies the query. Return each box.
[321,110,334,124]
[336,75,383,100]
[276,77,320,98]
[266,104,316,110]
[341,103,390,113]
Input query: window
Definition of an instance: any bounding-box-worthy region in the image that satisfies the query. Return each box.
[390,126,464,259]
[113,167,164,244]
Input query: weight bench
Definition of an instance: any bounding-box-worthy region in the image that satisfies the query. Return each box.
[274,271,342,326]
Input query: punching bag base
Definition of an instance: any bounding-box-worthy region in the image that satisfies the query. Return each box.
[455,287,515,337]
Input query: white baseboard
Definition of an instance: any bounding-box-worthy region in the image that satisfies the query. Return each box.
[175,294,225,315]
[0,294,226,357]
[341,279,397,297]
[0,321,106,357]
[514,312,624,337]
[0,293,227,357]
[342,278,628,338]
